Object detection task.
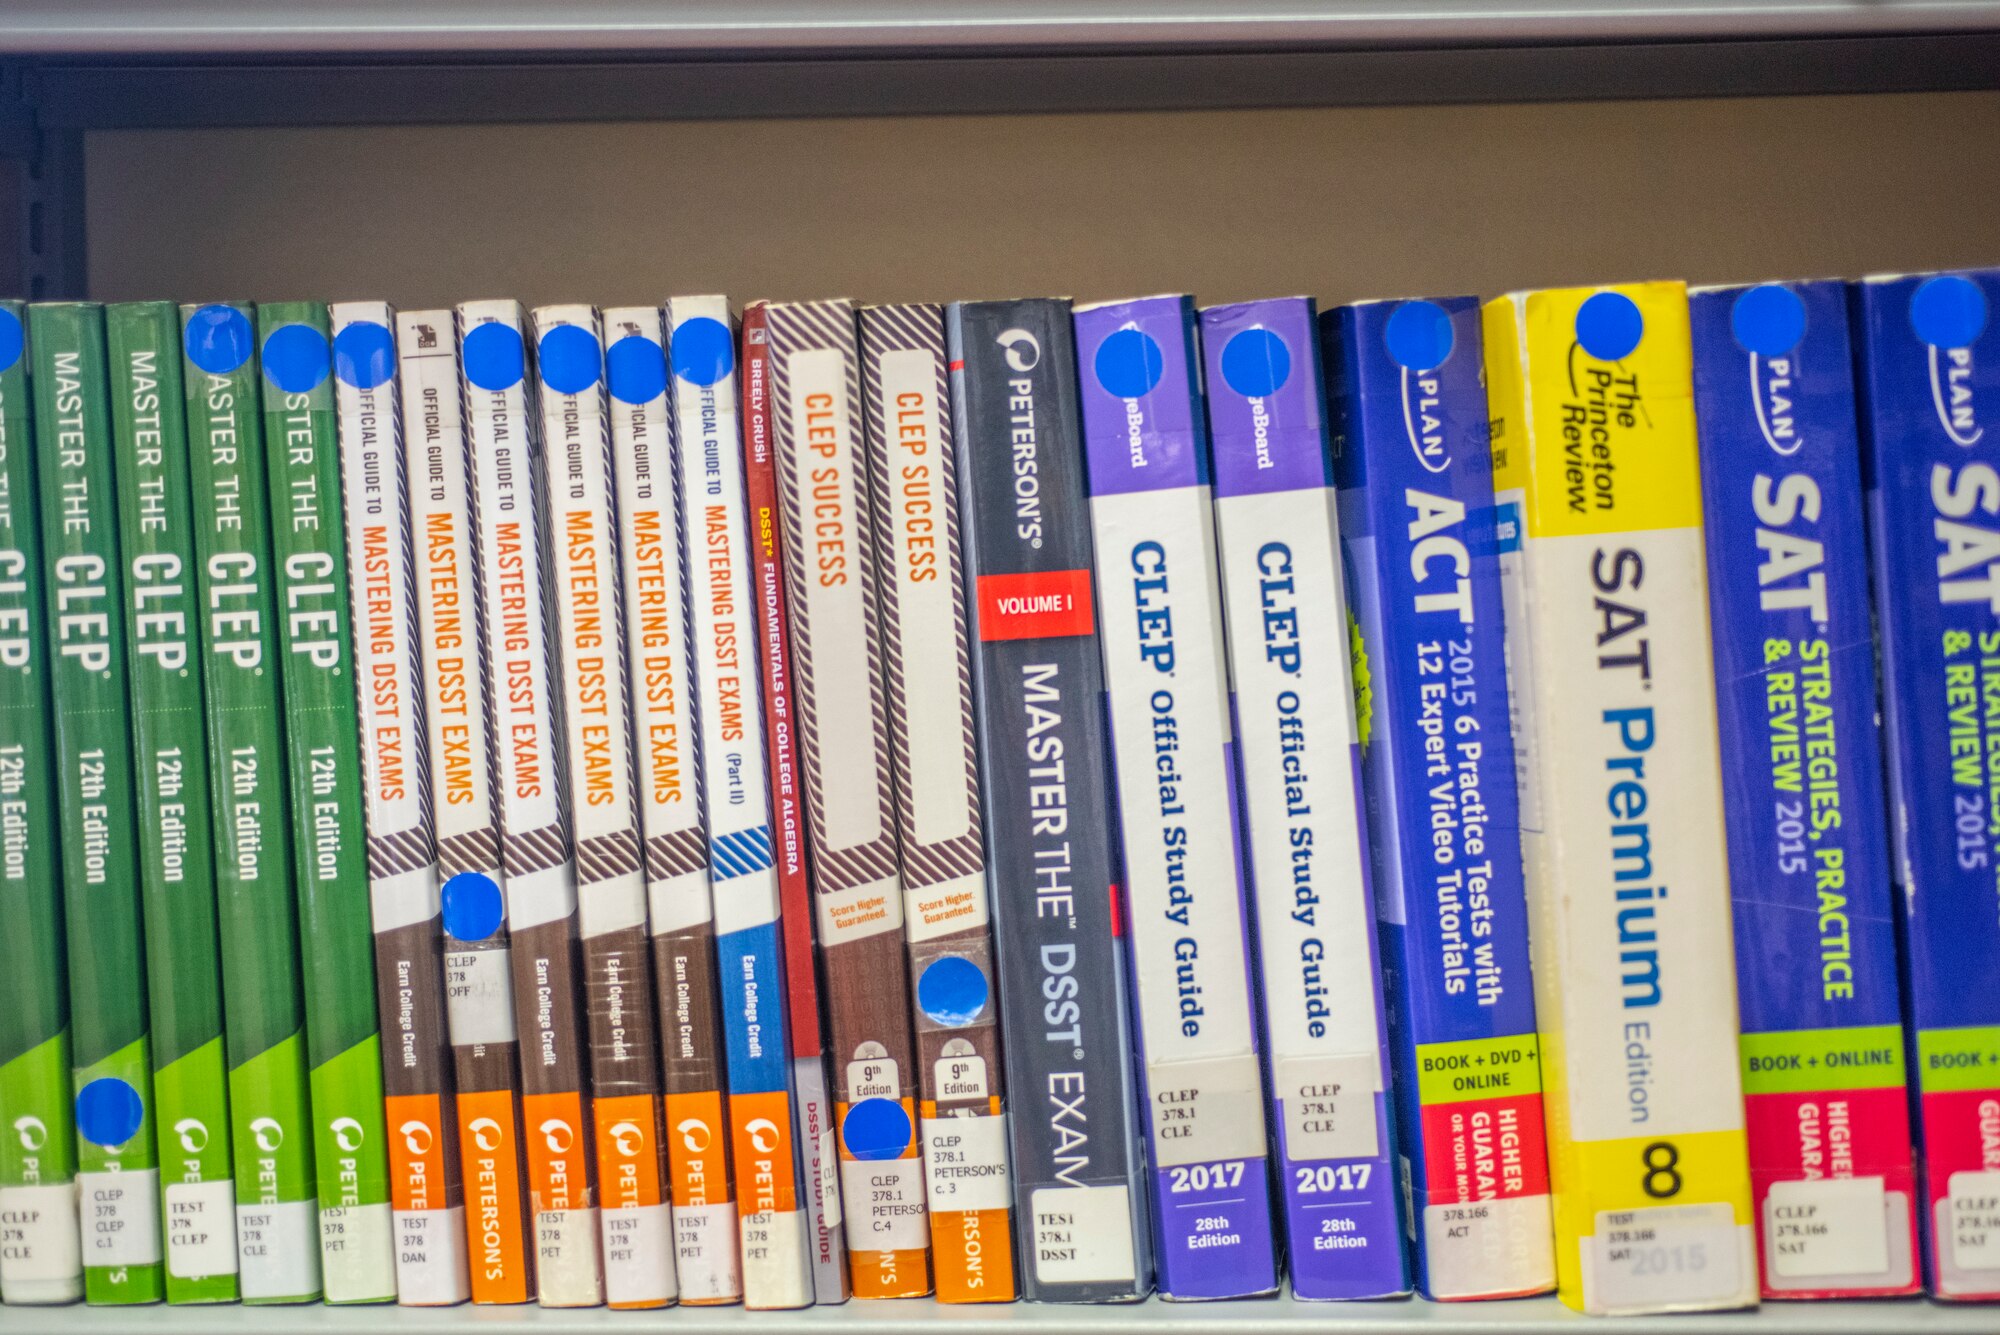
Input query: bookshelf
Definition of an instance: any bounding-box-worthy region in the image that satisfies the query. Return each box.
[2,6,1999,1332]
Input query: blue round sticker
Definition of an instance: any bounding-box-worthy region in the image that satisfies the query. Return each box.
[441,872,506,943]
[1094,328,1165,400]
[263,323,332,394]
[1575,291,1645,362]
[1911,274,1990,350]
[842,1097,914,1162]
[1220,328,1291,399]
[538,324,603,395]
[334,321,396,391]
[184,305,254,376]
[607,334,669,405]
[670,318,735,388]
[1384,300,1456,372]
[463,322,526,392]
[1730,285,1808,358]
[917,955,990,1028]
[0,308,22,375]
[75,1077,144,1148]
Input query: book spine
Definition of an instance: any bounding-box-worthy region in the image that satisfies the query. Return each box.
[1482,283,1755,1315]
[1322,296,1551,1300]
[105,300,240,1304]
[178,301,321,1303]
[858,303,1016,1303]
[1202,298,1414,1301]
[30,302,167,1306]
[0,300,82,1307]
[1072,295,1278,1300]
[1850,268,2000,1300]
[1691,281,1918,1298]
[331,303,472,1306]
[767,299,931,1300]
[946,298,1152,1303]
[530,304,676,1309]
[742,302,846,1302]
[457,299,601,1308]
[603,305,742,1305]
[664,295,813,1310]
[398,310,533,1305]
[256,302,397,1304]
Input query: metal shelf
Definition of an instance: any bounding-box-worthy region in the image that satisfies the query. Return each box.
[0,1295,1994,1335]
[2,0,1999,56]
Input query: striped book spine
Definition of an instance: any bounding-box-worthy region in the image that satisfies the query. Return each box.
[0,300,82,1307]
[665,296,814,1310]
[332,303,472,1305]
[530,304,676,1309]
[399,309,534,1304]
[859,303,1015,1302]
[604,304,742,1305]
[767,298,931,1299]
[458,299,602,1308]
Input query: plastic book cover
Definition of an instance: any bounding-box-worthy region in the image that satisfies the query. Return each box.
[178,301,321,1303]
[664,295,814,1310]
[0,300,82,1307]
[29,302,165,1305]
[1850,267,2000,1300]
[104,300,241,1304]
[766,297,931,1300]
[531,303,677,1309]
[256,301,397,1304]
[331,303,472,1306]
[1690,280,1918,1298]
[1322,295,1551,1300]
[603,304,742,1305]
[1072,295,1278,1300]
[946,297,1152,1303]
[397,309,534,1305]
[1203,297,1417,1301]
[457,299,601,1308]
[741,301,846,1303]
[1482,282,1755,1315]
[858,302,1016,1303]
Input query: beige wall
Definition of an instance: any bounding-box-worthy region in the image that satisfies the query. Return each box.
[87,91,2000,309]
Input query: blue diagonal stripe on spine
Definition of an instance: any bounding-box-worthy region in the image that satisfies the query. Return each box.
[710,825,774,880]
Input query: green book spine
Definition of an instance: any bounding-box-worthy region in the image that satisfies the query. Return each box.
[27,302,165,1306]
[105,302,241,1304]
[0,301,84,1307]
[256,302,396,1304]
[178,302,320,1304]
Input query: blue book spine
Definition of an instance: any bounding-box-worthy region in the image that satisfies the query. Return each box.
[1851,269,2000,1301]
[1204,296,1410,1300]
[1325,297,1552,1299]
[1073,295,1279,1300]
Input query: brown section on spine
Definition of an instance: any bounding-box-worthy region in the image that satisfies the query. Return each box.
[656,925,727,1099]
[510,915,590,1103]
[582,924,660,1101]
[908,927,1004,1115]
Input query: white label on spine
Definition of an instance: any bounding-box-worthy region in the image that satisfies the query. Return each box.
[320,1202,395,1302]
[817,1127,843,1231]
[1948,1171,2000,1271]
[675,1200,742,1302]
[1030,1185,1137,1284]
[1423,1192,1557,1299]
[0,1183,81,1288]
[80,1168,162,1268]
[1277,1052,1382,1163]
[535,1207,604,1306]
[236,1198,321,1300]
[921,1114,1011,1213]
[1766,1175,1888,1278]
[816,876,905,948]
[839,1157,927,1252]
[165,1179,238,1278]
[739,1207,810,1310]
[1585,1204,1745,1314]
[1145,1053,1269,1169]
[393,1206,471,1304]
[844,1054,900,1103]
[905,870,989,943]
[445,947,518,1045]
[601,1202,675,1305]
[935,1052,990,1101]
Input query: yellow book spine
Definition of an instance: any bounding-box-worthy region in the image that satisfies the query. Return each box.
[1483,283,1755,1316]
